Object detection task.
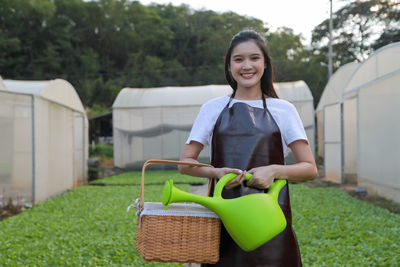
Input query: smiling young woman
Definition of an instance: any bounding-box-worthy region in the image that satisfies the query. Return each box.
[228,41,266,99]
[178,30,317,267]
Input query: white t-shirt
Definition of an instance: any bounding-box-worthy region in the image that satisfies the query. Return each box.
[186,96,308,157]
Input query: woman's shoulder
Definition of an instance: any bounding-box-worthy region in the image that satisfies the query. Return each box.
[201,95,230,110]
[268,97,296,112]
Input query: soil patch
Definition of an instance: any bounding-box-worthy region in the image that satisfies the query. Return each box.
[0,199,26,221]
[302,178,400,214]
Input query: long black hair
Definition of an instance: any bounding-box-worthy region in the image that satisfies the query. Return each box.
[225,30,278,98]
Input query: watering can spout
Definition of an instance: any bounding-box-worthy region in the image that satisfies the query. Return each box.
[162,179,216,211]
[162,174,287,252]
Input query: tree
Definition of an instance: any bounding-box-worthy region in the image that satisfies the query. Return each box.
[267,27,328,106]
[1,0,326,109]
[311,0,400,70]
[267,27,309,82]
[372,0,400,49]
[0,0,57,78]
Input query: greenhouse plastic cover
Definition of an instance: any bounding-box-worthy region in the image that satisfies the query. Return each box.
[3,79,85,113]
[113,82,314,108]
[0,78,88,204]
[343,42,400,98]
[316,62,360,112]
[316,62,359,167]
[319,41,400,203]
[112,81,314,168]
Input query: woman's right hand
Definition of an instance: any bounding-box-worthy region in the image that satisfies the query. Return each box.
[213,168,246,189]
[179,142,245,188]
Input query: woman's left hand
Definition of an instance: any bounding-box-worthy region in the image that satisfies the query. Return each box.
[247,165,277,189]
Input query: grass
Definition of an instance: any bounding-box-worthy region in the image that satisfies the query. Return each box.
[89,170,207,186]
[291,185,400,266]
[0,179,188,266]
[89,144,113,159]
[1,171,399,266]
[302,179,400,214]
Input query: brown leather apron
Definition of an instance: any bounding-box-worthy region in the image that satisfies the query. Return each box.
[203,96,302,267]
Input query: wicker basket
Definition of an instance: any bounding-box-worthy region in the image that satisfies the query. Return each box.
[134,159,221,264]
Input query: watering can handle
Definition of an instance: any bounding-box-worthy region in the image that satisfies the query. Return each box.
[213,173,287,199]
[139,159,213,208]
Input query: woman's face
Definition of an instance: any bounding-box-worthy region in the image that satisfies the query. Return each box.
[229,40,265,92]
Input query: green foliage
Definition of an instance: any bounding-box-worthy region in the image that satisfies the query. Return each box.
[89,144,113,159]
[311,0,400,68]
[291,185,400,266]
[0,183,185,266]
[1,0,398,109]
[90,170,208,186]
[87,103,110,118]
[0,0,269,107]
[267,27,328,106]
[1,172,399,265]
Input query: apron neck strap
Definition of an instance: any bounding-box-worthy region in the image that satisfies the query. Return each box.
[227,93,234,107]
[262,94,267,109]
[228,92,267,109]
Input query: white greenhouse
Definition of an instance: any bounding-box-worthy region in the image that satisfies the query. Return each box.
[275,81,315,162]
[0,78,88,205]
[112,81,315,169]
[315,62,360,182]
[341,42,400,202]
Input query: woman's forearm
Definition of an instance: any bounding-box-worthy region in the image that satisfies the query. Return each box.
[178,142,245,181]
[178,157,217,179]
[272,162,318,182]
[179,142,218,179]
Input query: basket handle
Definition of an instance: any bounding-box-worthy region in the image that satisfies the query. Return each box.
[139,159,214,208]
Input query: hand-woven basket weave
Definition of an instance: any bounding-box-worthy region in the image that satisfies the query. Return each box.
[134,159,221,264]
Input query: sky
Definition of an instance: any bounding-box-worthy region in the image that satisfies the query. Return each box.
[138,0,347,45]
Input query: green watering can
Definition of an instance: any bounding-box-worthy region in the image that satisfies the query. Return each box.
[162,173,287,252]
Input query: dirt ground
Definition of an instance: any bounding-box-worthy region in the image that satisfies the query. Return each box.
[0,198,27,221]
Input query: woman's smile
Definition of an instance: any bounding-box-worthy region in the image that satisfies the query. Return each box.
[241,72,256,79]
